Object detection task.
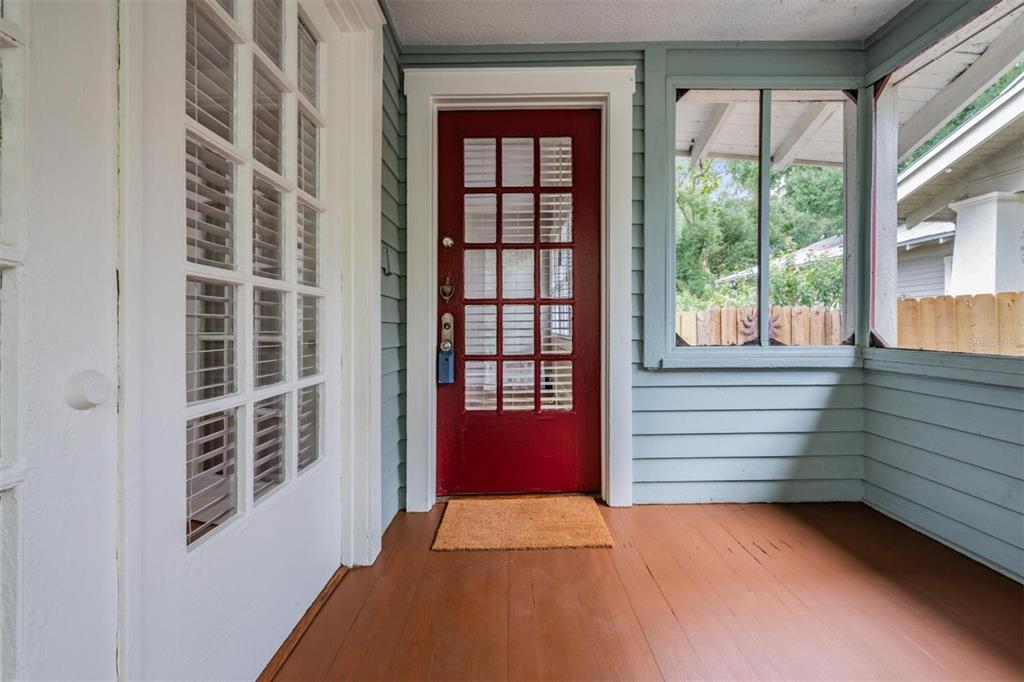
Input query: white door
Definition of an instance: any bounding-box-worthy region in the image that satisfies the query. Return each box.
[119,1,353,677]
[0,1,120,678]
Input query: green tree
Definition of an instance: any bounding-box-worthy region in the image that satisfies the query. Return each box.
[675,156,844,310]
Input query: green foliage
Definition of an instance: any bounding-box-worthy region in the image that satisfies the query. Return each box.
[675,156,845,310]
[900,60,1024,172]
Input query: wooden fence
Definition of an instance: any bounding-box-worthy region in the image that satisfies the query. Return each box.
[675,292,1024,355]
[897,292,1023,356]
[675,306,843,346]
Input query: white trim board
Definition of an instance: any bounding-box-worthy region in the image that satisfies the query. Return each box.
[403,66,636,511]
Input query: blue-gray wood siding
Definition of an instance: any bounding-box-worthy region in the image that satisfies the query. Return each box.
[382,21,407,527]
[863,361,1024,582]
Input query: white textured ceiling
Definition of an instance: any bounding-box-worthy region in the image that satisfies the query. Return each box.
[384,0,915,46]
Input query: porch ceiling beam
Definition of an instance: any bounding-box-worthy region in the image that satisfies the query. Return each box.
[897,10,1024,161]
[771,102,839,171]
[689,103,735,165]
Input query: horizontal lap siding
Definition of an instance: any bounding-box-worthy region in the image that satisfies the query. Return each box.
[632,369,865,503]
[863,364,1024,582]
[382,24,406,527]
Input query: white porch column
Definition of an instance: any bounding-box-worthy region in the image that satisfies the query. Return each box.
[873,84,899,345]
[947,191,1024,295]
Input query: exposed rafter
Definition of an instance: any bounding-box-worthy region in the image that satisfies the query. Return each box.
[689,103,735,165]
[898,10,1024,161]
[771,102,839,171]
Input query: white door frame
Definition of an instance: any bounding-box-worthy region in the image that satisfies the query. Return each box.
[404,66,635,511]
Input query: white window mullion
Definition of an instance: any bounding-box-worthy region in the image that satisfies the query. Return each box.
[235,34,256,513]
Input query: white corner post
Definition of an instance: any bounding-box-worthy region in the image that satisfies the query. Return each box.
[873,83,899,346]
[404,66,636,512]
[332,0,386,567]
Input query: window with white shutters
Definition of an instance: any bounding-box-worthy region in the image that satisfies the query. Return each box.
[253,67,282,173]
[253,0,283,68]
[184,0,327,544]
[297,15,318,107]
[186,0,234,142]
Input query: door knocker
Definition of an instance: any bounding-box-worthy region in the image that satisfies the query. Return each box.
[439,275,455,301]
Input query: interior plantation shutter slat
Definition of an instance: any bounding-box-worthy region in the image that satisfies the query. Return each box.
[253,0,283,68]
[186,140,236,268]
[252,178,284,279]
[297,201,319,286]
[297,384,320,470]
[186,0,235,143]
[298,294,319,377]
[297,16,318,106]
[298,113,318,197]
[253,68,283,173]
[253,287,285,387]
[252,394,286,500]
[186,409,238,545]
[186,279,237,403]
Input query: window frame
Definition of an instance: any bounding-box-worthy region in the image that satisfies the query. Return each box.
[645,75,867,369]
[182,0,330,548]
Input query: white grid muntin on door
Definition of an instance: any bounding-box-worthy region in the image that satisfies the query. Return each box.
[459,135,578,414]
[183,0,327,546]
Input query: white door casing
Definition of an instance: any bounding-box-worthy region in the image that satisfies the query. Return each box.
[403,66,636,512]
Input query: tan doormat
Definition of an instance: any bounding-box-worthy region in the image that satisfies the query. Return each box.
[431,495,614,551]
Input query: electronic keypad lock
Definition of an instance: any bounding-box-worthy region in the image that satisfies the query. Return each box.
[438,312,455,384]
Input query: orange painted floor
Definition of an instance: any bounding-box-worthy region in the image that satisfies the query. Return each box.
[275,502,1024,681]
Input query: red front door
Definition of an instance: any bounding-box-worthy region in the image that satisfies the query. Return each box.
[436,109,602,495]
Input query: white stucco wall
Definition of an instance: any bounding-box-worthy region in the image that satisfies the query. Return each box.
[948,191,1024,295]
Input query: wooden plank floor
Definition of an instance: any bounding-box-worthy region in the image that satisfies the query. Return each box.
[275,503,1024,681]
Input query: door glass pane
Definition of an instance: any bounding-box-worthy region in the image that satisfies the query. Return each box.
[541,304,573,353]
[465,305,497,355]
[502,250,534,299]
[298,294,319,377]
[540,361,573,410]
[464,194,497,243]
[502,193,534,243]
[253,177,283,279]
[465,360,497,411]
[502,361,535,411]
[253,287,285,387]
[502,138,534,187]
[252,393,285,501]
[464,138,496,187]
[297,384,321,471]
[540,249,573,298]
[186,279,236,402]
[502,304,534,355]
[540,193,572,242]
[540,137,572,186]
[464,250,497,299]
[185,409,237,545]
